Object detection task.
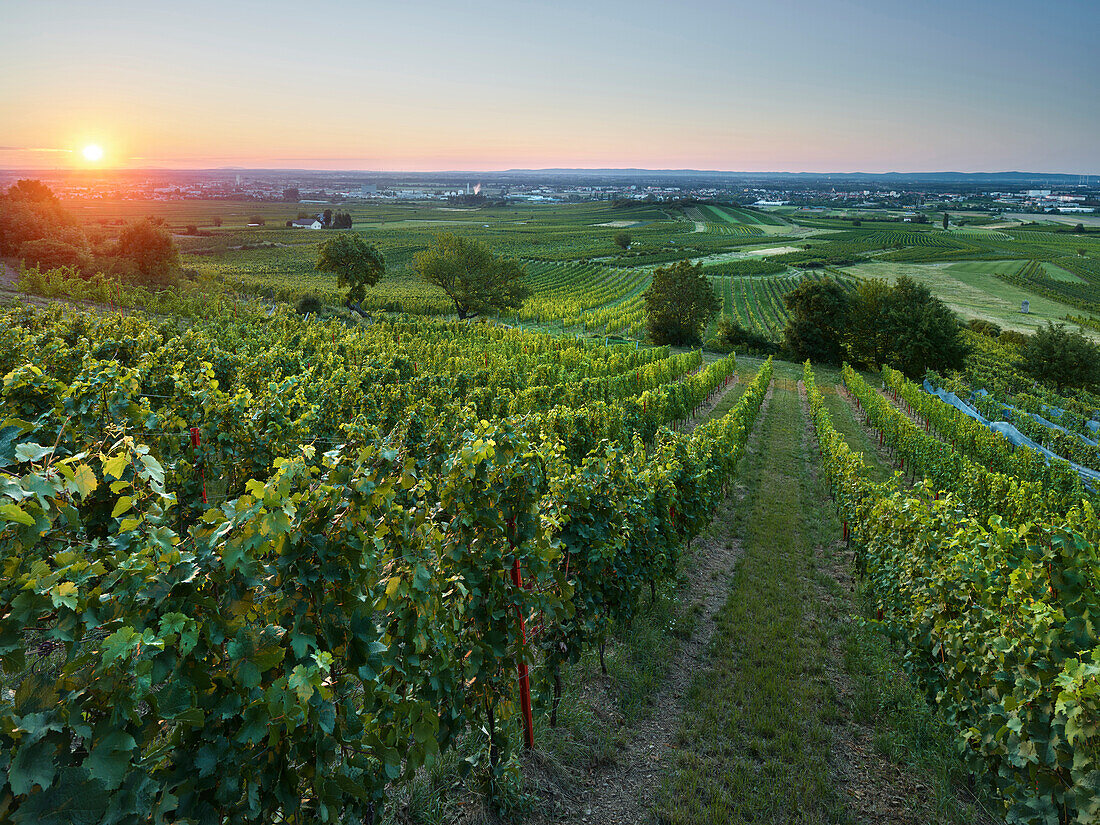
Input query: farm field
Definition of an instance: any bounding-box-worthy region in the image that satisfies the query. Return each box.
[844,260,1100,338]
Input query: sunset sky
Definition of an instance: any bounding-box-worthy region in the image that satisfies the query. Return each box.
[2,0,1097,173]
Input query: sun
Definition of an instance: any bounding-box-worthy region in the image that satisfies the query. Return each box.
[82,144,104,162]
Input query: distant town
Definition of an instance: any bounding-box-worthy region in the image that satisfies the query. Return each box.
[0,168,1095,214]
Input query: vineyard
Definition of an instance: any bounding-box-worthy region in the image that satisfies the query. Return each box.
[0,299,784,823]
[4,196,1100,824]
[807,360,1100,824]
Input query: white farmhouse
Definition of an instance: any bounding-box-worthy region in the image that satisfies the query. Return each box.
[290,218,323,229]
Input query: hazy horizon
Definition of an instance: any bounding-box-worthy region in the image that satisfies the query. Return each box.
[4,0,1098,174]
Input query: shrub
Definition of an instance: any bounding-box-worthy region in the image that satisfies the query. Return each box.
[296,293,322,315]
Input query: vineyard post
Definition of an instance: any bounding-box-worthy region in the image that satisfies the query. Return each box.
[510,558,535,749]
[190,427,207,505]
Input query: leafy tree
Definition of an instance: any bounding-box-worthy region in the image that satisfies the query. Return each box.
[185,224,198,235]
[413,232,528,320]
[643,260,719,346]
[942,212,949,230]
[782,277,850,363]
[212,216,223,227]
[1019,322,1100,392]
[1073,223,1085,234]
[283,187,300,202]
[8,178,59,203]
[322,209,333,227]
[845,278,892,365]
[115,219,179,283]
[613,231,631,250]
[877,276,967,378]
[249,215,265,226]
[0,180,73,255]
[315,233,385,317]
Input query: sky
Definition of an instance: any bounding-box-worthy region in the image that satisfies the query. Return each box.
[1,0,1097,173]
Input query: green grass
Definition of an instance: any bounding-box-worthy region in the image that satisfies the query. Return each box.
[656,383,997,824]
[658,387,848,824]
[844,260,1100,339]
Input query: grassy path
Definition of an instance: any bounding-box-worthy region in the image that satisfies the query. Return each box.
[657,384,847,823]
[653,381,997,825]
[514,365,997,825]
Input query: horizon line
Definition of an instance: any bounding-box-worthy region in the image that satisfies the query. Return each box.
[0,166,1097,178]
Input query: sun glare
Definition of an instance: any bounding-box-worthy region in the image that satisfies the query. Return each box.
[82,144,104,162]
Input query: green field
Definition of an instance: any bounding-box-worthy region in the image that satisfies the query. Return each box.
[40,197,1100,345]
[845,259,1100,338]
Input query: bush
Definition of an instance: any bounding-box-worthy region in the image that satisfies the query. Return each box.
[1019,322,1100,392]
[712,316,777,355]
[296,293,322,315]
[967,318,1002,337]
[18,238,89,273]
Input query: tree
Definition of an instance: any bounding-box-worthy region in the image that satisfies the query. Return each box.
[115,219,179,283]
[877,276,967,378]
[413,232,528,319]
[315,233,385,318]
[844,278,892,365]
[8,178,59,204]
[782,277,850,363]
[212,216,223,227]
[643,260,719,346]
[249,216,265,226]
[1019,323,1100,392]
[283,187,300,203]
[322,209,333,227]
[1073,223,1085,234]
[942,212,949,230]
[613,231,631,250]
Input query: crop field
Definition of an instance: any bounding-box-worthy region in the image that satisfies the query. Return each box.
[14,199,1100,350]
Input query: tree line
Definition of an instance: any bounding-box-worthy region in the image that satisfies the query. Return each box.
[0,180,180,285]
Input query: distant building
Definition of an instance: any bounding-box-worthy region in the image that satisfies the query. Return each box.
[1026,189,1052,197]
[290,218,323,229]
[360,184,377,196]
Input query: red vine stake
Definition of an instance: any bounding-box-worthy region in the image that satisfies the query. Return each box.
[510,558,535,749]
